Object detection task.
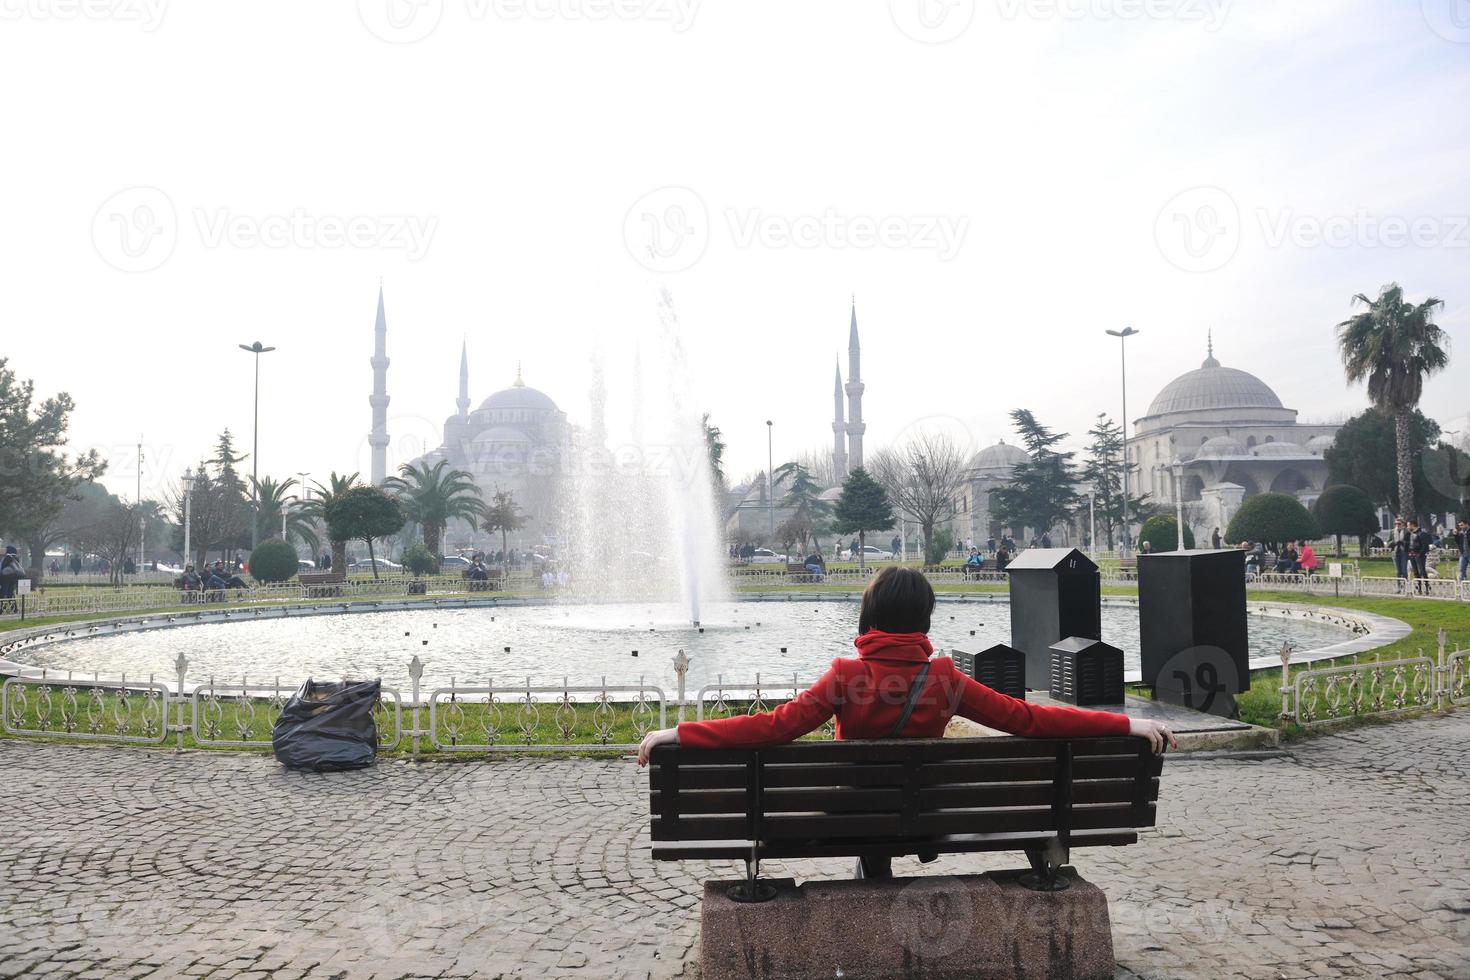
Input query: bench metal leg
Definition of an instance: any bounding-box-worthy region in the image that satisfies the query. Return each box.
[725,856,777,904]
[1019,840,1072,892]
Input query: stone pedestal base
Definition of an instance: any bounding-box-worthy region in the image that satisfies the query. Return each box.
[700,869,1114,980]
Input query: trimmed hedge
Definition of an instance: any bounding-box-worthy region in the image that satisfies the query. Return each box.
[249,539,298,584]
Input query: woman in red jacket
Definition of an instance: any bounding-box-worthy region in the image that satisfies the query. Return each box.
[637,566,1176,765]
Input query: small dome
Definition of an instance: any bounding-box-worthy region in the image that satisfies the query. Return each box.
[1306,435,1335,455]
[1252,441,1307,457]
[1197,436,1245,458]
[818,486,844,502]
[970,440,1029,471]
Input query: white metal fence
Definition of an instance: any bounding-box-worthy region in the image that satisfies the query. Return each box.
[1280,629,1466,726]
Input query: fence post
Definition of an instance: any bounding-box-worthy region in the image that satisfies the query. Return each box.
[1437,627,1448,709]
[173,652,188,751]
[1278,641,1292,729]
[672,649,690,722]
[408,654,423,759]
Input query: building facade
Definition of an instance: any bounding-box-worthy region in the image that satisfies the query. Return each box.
[1130,340,1339,542]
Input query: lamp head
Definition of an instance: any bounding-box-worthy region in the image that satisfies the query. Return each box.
[1105,327,1140,339]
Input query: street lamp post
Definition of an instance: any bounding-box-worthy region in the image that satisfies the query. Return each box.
[181,467,195,568]
[1105,327,1140,557]
[766,420,775,542]
[136,438,144,574]
[1172,460,1186,551]
[1088,488,1096,559]
[238,341,277,554]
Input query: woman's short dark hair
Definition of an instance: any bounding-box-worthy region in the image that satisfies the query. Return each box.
[858,565,936,635]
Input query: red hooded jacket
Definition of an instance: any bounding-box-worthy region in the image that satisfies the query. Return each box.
[677,630,1130,749]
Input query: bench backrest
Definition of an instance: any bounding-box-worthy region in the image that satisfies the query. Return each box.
[649,736,1160,849]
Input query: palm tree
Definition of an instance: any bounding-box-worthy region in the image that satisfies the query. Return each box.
[251,476,321,558]
[383,460,485,561]
[297,471,361,572]
[480,487,527,563]
[1337,283,1450,522]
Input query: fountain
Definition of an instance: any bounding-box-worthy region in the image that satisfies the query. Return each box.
[559,287,729,624]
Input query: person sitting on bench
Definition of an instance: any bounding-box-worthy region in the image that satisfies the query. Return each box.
[636,566,1176,877]
[803,551,825,580]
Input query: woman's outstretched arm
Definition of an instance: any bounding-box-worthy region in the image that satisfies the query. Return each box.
[636,663,842,765]
[954,673,1176,752]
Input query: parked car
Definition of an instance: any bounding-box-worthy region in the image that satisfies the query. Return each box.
[440,555,473,571]
[749,548,788,563]
[296,559,317,572]
[860,546,894,561]
[349,558,403,573]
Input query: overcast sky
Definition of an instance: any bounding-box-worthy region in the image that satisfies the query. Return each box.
[3,0,1467,501]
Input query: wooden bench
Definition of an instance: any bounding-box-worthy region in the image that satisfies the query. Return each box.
[299,571,346,597]
[1116,558,1138,580]
[785,561,824,583]
[649,735,1162,901]
[464,568,504,592]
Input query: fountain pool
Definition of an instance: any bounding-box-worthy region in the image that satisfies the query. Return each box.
[9,597,1354,692]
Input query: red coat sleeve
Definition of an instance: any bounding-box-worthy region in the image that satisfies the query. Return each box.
[953,673,1130,738]
[677,663,841,749]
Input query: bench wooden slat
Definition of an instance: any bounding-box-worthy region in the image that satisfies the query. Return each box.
[650,828,1141,862]
[916,776,1158,809]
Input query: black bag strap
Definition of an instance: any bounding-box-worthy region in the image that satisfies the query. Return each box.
[889,661,932,738]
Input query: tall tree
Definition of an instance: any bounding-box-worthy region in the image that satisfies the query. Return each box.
[480,487,528,561]
[1081,414,1140,551]
[830,467,895,569]
[323,486,404,580]
[702,413,726,490]
[1312,485,1379,557]
[298,472,362,572]
[1336,283,1449,523]
[867,430,967,565]
[74,494,142,585]
[383,460,485,559]
[0,359,104,579]
[991,410,1082,541]
[1324,408,1441,514]
[774,460,832,551]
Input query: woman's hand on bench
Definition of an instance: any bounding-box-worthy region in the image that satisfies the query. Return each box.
[637,727,679,767]
[1129,718,1178,754]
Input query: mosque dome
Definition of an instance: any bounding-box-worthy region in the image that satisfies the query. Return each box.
[476,365,559,415]
[1252,441,1307,457]
[469,426,533,446]
[1306,435,1335,455]
[1145,343,1284,418]
[818,486,844,502]
[478,384,558,414]
[1197,436,1246,458]
[970,440,1029,472]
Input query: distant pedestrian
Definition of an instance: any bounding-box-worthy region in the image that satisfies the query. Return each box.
[1041,533,1052,549]
[1389,519,1410,590]
[0,545,23,608]
[1211,526,1222,550]
[1455,519,1469,581]
[1408,521,1431,592]
[1298,541,1318,576]
[69,553,82,574]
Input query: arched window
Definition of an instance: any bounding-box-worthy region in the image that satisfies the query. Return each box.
[1246,436,1258,448]
[1264,435,1275,444]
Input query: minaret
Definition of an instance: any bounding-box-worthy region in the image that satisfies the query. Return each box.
[368,285,390,485]
[831,359,848,481]
[456,338,470,418]
[844,298,866,471]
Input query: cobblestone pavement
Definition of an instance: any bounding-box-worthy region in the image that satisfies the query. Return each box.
[2,712,1468,980]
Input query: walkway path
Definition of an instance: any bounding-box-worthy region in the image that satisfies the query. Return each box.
[1,713,1467,979]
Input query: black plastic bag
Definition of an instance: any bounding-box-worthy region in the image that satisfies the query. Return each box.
[271,678,381,772]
